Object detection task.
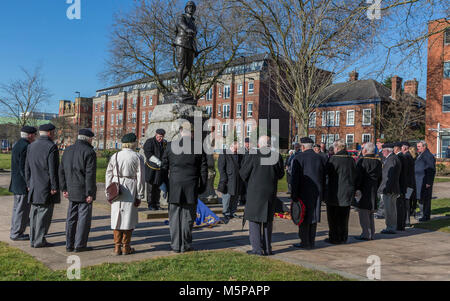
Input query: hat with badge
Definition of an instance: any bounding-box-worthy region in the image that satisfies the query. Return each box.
[21,126,37,134]
[79,128,94,137]
[39,123,56,132]
[300,137,314,144]
[121,133,137,143]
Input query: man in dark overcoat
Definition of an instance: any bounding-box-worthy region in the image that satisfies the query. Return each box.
[401,142,416,226]
[25,123,60,248]
[144,129,167,210]
[239,136,284,256]
[290,137,325,249]
[325,139,357,244]
[377,143,402,234]
[414,141,436,221]
[161,124,208,253]
[218,141,245,223]
[354,142,382,240]
[9,126,37,241]
[394,142,408,231]
[59,129,97,252]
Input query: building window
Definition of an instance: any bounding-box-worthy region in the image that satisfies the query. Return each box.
[237,84,243,95]
[444,61,450,79]
[236,103,242,118]
[94,116,98,126]
[443,95,450,112]
[309,112,316,128]
[346,134,354,148]
[132,98,137,109]
[247,103,253,117]
[224,85,231,99]
[347,110,355,126]
[445,27,450,45]
[142,112,146,124]
[132,112,136,123]
[143,97,146,107]
[309,135,316,143]
[362,133,371,143]
[205,105,212,117]
[222,123,228,137]
[111,114,114,125]
[111,101,115,110]
[441,136,450,158]
[327,111,335,126]
[206,88,213,101]
[118,100,123,110]
[223,104,230,118]
[248,82,254,94]
[100,103,104,112]
[335,111,340,126]
[100,116,104,126]
[148,111,152,121]
[149,96,153,106]
[362,109,372,125]
[95,104,98,112]
[217,104,221,116]
[116,114,119,125]
[246,124,252,137]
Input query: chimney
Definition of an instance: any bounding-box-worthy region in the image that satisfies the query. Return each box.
[348,70,359,81]
[391,75,402,100]
[404,78,418,96]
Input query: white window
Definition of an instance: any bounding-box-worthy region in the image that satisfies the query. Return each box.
[149,96,153,106]
[111,101,115,110]
[322,112,327,126]
[224,85,231,99]
[110,129,114,137]
[118,114,123,125]
[116,114,119,125]
[321,134,327,143]
[94,116,98,126]
[132,112,136,123]
[148,111,152,122]
[132,127,136,134]
[100,103,104,112]
[309,112,316,128]
[143,97,146,107]
[247,103,253,117]
[246,124,252,137]
[111,114,114,125]
[142,112,146,124]
[95,104,98,112]
[205,105,212,117]
[327,111,335,126]
[236,103,242,118]
[248,82,254,94]
[309,135,316,143]
[119,100,123,110]
[132,98,137,109]
[237,84,243,95]
[223,104,230,118]
[206,88,213,101]
[222,123,229,137]
[445,27,450,45]
[347,110,355,126]
[346,134,354,148]
[217,104,221,116]
[335,111,340,126]
[100,116,104,126]
[362,109,372,125]
[362,133,371,143]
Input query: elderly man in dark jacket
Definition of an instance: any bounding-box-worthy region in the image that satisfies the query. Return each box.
[401,142,416,226]
[354,142,382,241]
[415,141,436,221]
[240,136,284,256]
[325,139,357,244]
[290,137,325,249]
[144,129,167,210]
[9,126,37,241]
[394,142,409,231]
[162,124,208,253]
[218,141,245,223]
[25,123,60,248]
[59,129,97,252]
[377,143,402,234]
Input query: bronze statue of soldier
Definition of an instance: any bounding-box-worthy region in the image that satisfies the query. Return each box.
[174,1,198,97]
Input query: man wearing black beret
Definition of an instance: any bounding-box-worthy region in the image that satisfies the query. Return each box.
[59,129,97,252]
[143,129,167,210]
[9,126,37,241]
[25,123,60,248]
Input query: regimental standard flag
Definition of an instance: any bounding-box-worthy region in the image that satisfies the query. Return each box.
[195,199,220,227]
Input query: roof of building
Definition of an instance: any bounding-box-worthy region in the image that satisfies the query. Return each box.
[319,79,392,104]
[0,117,51,126]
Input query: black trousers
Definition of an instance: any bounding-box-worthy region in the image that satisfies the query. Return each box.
[326,205,350,243]
[147,184,161,208]
[418,186,433,220]
[396,195,407,230]
[298,222,317,248]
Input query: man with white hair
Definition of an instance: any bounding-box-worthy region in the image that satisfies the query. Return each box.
[414,140,436,221]
[354,142,382,240]
[377,143,402,234]
[9,126,37,241]
[25,123,60,248]
[59,129,97,252]
[290,137,325,249]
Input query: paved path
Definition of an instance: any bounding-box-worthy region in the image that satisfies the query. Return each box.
[0,172,449,281]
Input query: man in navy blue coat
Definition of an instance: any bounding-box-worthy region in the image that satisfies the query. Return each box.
[415,141,436,221]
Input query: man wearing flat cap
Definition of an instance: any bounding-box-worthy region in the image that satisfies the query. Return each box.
[144,128,167,210]
[25,123,60,248]
[377,143,402,234]
[9,126,37,241]
[290,137,325,249]
[59,129,97,252]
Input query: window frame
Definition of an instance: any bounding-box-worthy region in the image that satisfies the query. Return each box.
[247,102,253,117]
[346,110,355,126]
[362,133,371,143]
[362,109,372,126]
[443,95,450,112]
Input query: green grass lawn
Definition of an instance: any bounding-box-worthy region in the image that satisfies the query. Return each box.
[434,177,450,183]
[0,241,346,281]
[0,153,11,170]
[413,198,450,233]
[0,187,13,196]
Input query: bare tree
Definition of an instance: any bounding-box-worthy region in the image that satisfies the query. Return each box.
[0,66,51,127]
[102,0,248,100]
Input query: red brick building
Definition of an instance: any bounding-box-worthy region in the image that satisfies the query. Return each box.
[57,97,93,147]
[92,54,290,150]
[426,19,450,157]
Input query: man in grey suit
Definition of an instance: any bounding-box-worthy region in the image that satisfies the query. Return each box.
[25,123,60,248]
[415,141,436,221]
[9,126,37,241]
[377,143,402,234]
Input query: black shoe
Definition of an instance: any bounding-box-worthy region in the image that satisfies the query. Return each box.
[231,213,241,219]
[75,247,93,253]
[418,217,430,222]
[375,215,385,219]
[182,247,194,253]
[172,249,180,253]
[222,216,230,224]
[380,229,396,234]
[354,235,370,241]
[293,243,312,249]
[264,251,274,256]
[324,238,340,245]
[10,234,30,241]
[66,247,74,252]
[246,250,264,256]
[34,242,54,248]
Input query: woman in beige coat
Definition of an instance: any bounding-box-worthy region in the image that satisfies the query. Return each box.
[105,133,145,255]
